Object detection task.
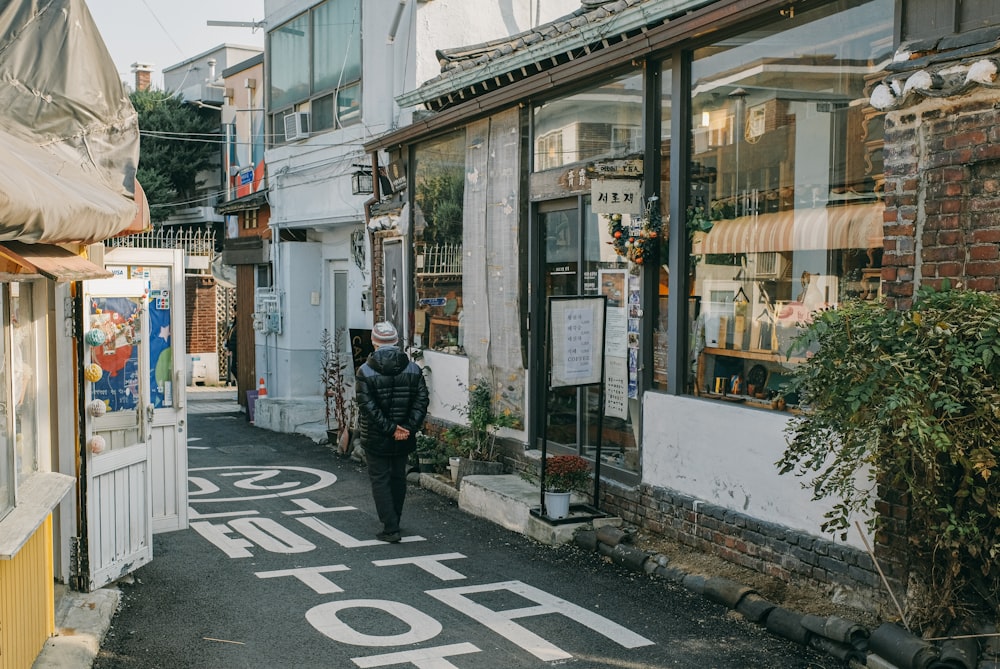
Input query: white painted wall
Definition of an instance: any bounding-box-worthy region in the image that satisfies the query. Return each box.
[641,392,866,549]
[420,350,469,424]
[257,241,324,398]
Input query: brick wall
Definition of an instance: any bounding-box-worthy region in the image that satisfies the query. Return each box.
[186,275,218,354]
[487,431,881,608]
[882,89,1000,309]
[595,482,878,606]
[870,87,1000,604]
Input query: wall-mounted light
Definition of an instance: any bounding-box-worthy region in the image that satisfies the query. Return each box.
[352,170,373,195]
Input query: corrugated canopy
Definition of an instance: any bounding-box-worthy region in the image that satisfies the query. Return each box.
[0,0,146,244]
[695,202,884,255]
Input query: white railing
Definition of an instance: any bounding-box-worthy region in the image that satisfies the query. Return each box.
[106,228,215,258]
[415,242,462,276]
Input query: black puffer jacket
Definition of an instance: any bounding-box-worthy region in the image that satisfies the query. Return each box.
[356,346,429,457]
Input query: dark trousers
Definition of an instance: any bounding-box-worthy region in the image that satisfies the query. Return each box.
[366,452,408,533]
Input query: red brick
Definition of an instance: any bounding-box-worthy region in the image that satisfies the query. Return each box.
[967,277,998,291]
[937,230,962,245]
[967,260,1000,275]
[943,130,987,150]
[932,262,962,277]
[970,245,999,260]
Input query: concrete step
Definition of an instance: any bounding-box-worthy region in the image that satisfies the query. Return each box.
[455,474,620,545]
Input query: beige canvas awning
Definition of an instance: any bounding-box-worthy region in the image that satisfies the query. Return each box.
[695,202,884,255]
[0,0,145,243]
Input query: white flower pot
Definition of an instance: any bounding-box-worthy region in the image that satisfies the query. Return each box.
[544,490,572,520]
[449,457,461,482]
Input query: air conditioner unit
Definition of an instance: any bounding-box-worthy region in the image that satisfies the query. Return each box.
[284,112,310,141]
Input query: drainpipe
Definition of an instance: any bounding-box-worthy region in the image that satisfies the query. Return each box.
[386,0,409,130]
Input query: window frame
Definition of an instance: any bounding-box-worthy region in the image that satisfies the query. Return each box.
[0,280,46,525]
[267,0,362,144]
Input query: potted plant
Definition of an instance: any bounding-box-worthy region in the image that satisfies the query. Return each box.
[542,454,592,520]
[450,379,519,485]
[415,432,439,472]
[319,327,356,456]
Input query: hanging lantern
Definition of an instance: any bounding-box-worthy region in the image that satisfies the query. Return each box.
[85,363,103,383]
[85,328,106,347]
[88,435,106,454]
[88,399,107,417]
[351,169,374,195]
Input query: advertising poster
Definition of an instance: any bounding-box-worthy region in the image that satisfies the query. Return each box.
[382,238,405,339]
[90,296,141,413]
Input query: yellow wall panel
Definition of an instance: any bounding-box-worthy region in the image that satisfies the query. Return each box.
[0,516,54,669]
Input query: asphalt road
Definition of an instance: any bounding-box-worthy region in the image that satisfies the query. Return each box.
[94,408,829,668]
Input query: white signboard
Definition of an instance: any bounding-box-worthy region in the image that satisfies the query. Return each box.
[591,178,642,215]
[549,296,606,388]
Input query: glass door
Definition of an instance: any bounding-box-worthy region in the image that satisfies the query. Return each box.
[537,199,639,473]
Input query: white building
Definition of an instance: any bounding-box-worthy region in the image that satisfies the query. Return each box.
[254,0,579,431]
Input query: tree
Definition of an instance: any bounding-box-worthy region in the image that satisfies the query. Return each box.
[130,89,220,223]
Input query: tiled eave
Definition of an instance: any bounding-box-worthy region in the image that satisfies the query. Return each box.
[870,26,1000,111]
[398,0,709,112]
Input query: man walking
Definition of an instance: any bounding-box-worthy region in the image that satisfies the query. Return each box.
[356,321,429,543]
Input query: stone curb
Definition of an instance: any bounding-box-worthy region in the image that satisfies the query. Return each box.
[405,469,989,669]
[571,528,991,669]
[413,472,460,502]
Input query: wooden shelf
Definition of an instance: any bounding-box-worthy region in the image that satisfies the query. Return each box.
[428,315,460,345]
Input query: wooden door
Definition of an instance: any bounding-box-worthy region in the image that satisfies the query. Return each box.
[104,248,188,533]
[82,278,152,590]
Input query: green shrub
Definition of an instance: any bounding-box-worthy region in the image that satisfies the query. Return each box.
[778,286,1000,632]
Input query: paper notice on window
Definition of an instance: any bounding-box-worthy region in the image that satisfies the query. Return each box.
[604,355,628,419]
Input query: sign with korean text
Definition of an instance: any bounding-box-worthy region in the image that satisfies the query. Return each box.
[591,159,643,178]
[549,296,606,388]
[591,178,642,215]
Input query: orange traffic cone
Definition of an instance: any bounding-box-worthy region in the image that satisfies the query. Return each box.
[258,377,267,397]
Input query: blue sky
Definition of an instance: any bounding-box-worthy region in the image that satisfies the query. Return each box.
[85,0,265,89]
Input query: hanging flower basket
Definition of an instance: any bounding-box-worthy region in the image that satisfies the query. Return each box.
[606,199,663,265]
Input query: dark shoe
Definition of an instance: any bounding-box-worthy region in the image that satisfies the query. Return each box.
[376,530,401,543]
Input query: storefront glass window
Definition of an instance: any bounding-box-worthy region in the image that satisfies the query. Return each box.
[0,282,39,522]
[12,283,36,480]
[413,130,466,353]
[0,288,9,521]
[653,63,673,390]
[687,0,891,408]
[532,71,644,171]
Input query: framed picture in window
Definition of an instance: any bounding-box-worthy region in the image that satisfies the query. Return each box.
[382,237,406,342]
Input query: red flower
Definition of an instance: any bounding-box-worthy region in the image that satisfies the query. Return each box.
[544,455,592,492]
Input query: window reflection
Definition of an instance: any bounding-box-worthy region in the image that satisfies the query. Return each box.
[413,130,466,353]
[0,282,38,522]
[533,71,644,171]
[12,283,35,480]
[540,202,639,474]
[687,0,892,409]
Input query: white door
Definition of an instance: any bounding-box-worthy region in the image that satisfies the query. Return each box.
[104,248,188,534]
[83,278,152,591]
